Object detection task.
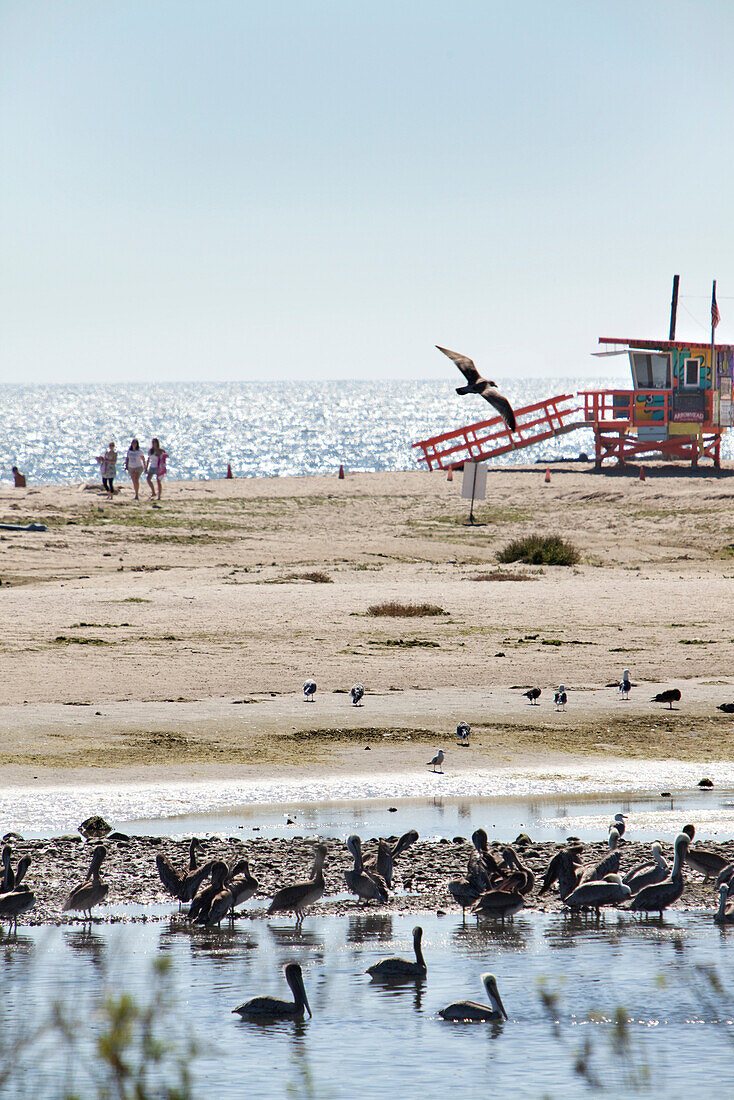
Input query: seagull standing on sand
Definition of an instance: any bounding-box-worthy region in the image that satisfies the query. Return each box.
[350,683,364,706]
[436,347,517,431]
[303,679,317,703]
[554,685,567,711]
[619,669,631,700]
[456,722,470,746]
[427,750,445,773]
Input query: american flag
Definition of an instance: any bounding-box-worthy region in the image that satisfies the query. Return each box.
[712,281,720,330]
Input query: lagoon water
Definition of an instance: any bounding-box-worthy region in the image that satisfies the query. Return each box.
[2,911,733,1099]
[0,376,641,485]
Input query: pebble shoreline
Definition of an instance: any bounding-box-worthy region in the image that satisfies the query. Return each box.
[3,833,732,926]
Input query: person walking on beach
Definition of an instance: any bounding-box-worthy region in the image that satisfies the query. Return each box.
[96,442,117,499]
[11,466,26,488]
[124,438,146,501]
[146,438,168,500]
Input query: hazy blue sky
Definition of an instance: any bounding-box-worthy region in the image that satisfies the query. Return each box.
[1,1,732,383]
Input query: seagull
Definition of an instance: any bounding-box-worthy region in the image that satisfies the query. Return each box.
[302,679,317,702]
[350,683,364,706]
[436,346,517,431]
[427,749,445,773]
[717,702,734,714]
[554,684,567,711]
[651,688,681,709]
[609,813,627,839]
[619,669,631,700]
[456,722,470,746]
[522,687,541,705]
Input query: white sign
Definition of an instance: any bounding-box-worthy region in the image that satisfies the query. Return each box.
[461,461,487,500]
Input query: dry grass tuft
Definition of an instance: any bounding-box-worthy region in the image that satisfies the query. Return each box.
[367,601,446,617]
[471,570,536,582]
[285,571,333,583]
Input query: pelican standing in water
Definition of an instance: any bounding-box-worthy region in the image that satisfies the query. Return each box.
[365,829,419,888]
[714,884,734,924]
[629,833,690,917]
[438,973,508,1022]
[268,843,328,922]
[367,926,426,979]
[62,844,108,920]
[0,887,35,930]
[344,835,388,904]
[232,962,312,1020]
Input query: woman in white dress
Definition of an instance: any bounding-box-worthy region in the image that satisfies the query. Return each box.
[146,438,168,501]
[124,438,146,501]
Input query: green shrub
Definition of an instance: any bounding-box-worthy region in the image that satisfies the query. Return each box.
[367,601,446,617]
[497,533,580,566]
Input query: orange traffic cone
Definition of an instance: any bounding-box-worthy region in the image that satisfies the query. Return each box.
[226,463,233,479]
[545,467,551,483]
[447,467,453,482]
[639,466,646,482]
[338,465,345,479]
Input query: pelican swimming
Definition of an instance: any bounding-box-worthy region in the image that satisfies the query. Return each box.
[268,843,327,922]
[232,962,312,1020]
[367,925,426,979]
[436,347,517,431]
[624,843,669,894]
[438,973,508,1022]
[629,833,690,916]
[427,750,444,773]
[344,835,388,904]
[564,873,632,913]
[62,845,108,920]
[350,683,364,706]
[714,883,734,924]
[303,679,317,702]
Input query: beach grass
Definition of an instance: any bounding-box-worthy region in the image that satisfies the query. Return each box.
[497,533,580,566]
[367,601,446,617]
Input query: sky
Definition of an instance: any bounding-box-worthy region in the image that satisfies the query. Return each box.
[1,0,733,384]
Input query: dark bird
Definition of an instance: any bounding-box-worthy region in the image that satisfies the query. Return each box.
[456,721,470,745]
[232,962,311,1021]
[619,669,631,700]
[651,688,681,709]
[156,838,214,907]
[554,685,567,711]
[188,860,230,923]
[364,829,418,889]
[436,346,517,431]
[367,925,426,980]
[438,973,508,1023]
[350,683,364,706]
[717,702,734,714]
[62,844,108,920]
[629,833,690,916]
[268,843,327,922]
[522,687,541,705]
[303,679,317,702]
[0,888,35,930]
[471,875,526,920]
[344,835,388,904]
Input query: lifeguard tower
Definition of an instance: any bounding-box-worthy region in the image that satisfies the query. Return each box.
[413,277,732,471]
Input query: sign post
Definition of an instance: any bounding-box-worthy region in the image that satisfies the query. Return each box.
[461,461,487,524]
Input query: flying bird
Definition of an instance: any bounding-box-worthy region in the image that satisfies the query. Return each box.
[303,679,317,702]
[436,346,517,431]
[522,687,541,705]
[651,688,681,709]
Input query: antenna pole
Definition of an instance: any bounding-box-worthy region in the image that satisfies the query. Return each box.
[669,274,679,340]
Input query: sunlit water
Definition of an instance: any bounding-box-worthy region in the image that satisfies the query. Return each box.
[0,376,647,485]
[2,911,733,1099]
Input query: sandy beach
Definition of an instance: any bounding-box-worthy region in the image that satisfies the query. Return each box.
[1,463,734,790]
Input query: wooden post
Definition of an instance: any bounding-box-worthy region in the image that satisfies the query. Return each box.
[669,274,680,340]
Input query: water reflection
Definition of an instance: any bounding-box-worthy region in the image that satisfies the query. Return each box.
[64,926,105,965]
[346,914,393,943]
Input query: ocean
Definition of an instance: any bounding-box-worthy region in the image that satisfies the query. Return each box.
[3,373,723,486]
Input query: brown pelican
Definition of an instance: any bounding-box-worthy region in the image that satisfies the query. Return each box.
[62,845,108,919]
[539,845,583,900]
[366,925,426,979]
[227,859,259,912]
[0,888,35,930]
[629,833,690,916]
[365,829,419,889]
[471,873,525,920]
[624,843,668,894]
[716,863,734,889]
[189,861,230,923]
[714,884,734,924]
[268,843,327,922]
[564,873,632,913]
[344,835,388,904]
[156,838,212,907]
[303,679,317,702]
[201,860,257,927]
[579,830,621,884]
[350,683,364,706]
[427,750,444,773]
[651,688,681,709]
[438,973,508,1022]
[436,347,517,431]
[685,845,729,880]
[500,847,535,895]
[232,962,312,1020]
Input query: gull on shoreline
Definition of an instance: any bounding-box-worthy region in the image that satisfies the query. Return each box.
[427,750,445,773]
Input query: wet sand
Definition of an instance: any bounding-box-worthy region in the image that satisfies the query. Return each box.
[1,464,734,788]
[4,833,731,925]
